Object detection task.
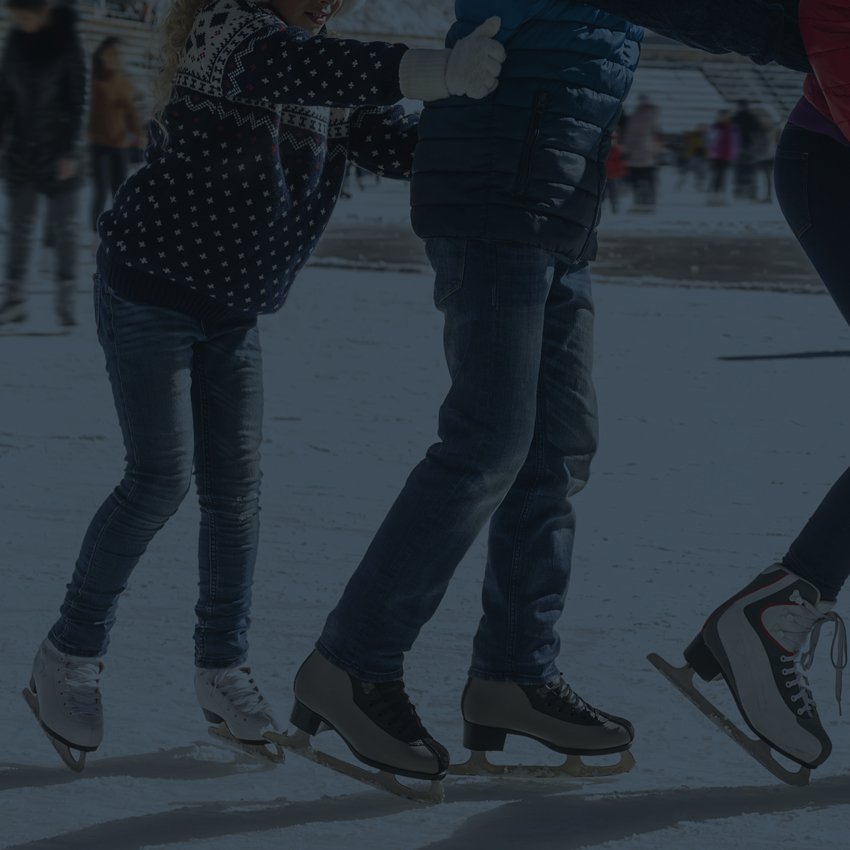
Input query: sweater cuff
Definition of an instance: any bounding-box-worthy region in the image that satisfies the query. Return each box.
[399,49,451,102]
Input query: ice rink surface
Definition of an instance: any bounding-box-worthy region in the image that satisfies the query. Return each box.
[1,183,850,848]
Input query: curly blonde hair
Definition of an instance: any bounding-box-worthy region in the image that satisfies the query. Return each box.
[151,1,347,146]
[151,0,208,142]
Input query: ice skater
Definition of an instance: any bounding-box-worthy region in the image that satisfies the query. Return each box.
[286,1,644,799]
[24,0,505,771]
[657,0,850,784]
[585,0,849,784]
[88,37,144,232]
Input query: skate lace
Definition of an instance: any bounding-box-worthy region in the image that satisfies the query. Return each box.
[541,677,600,721]
[63,661,102,720]
[780,592,847,718]
[213,667,273,717]
[361,681,428,742]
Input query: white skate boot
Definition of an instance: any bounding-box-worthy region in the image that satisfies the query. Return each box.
[23,639,104,772]
[195,665,283,763]
[650,565,847,785]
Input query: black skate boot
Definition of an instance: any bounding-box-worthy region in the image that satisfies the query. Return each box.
[453,676,635,777]
[685,565,846,770]
[266,651,448,802]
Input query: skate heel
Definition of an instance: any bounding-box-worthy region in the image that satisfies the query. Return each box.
[684,632,723,682]
[463,721,508,752]
[290,699,325,736]
[203,709,224,724]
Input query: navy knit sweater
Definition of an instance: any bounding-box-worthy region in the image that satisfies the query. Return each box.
[98,0,417,321]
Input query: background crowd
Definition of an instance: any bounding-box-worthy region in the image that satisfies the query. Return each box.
[606,95,780,213]
[0,0,798,331]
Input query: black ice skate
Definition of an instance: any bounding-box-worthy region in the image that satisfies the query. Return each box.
[265,650,448,803]
[649,564,847,786]
[451,677,635,778]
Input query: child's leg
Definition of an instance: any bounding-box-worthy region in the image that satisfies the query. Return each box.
[190,318,264,669]
[48,277,199,657]
[471,261,597,683]
[318,239,555,682]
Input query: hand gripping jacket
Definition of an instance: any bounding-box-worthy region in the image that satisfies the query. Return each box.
[98,0,416,320]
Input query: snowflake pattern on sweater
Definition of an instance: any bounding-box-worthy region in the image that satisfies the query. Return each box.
[98,0,417,317]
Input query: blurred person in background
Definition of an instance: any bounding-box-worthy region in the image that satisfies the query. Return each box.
[605,128,628,213]
[621,94,661,210]
[750,109,778,203]
[676,124,708,193]
[732,99,763,199]
[706,109,739,205]
[88,36,144,232]
[0,0,85,327]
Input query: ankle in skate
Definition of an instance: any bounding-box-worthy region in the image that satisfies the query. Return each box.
[195,664,281,758]
[24,639,104,771]
[462,676,633,753]
[699,564,847,769]
[453,676,635,777]
[286,650,449,782]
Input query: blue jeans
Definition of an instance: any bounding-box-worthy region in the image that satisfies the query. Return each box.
[774,124,850,601]
[49,274,264,667]
[318,239,598,683]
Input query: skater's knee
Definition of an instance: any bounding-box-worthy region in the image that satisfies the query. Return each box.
[122,467,192,518]
[198,492,260,524]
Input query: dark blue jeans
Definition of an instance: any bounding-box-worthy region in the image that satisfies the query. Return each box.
[318,239,598,683]
[774,124,850,600]
[49,274,264,666]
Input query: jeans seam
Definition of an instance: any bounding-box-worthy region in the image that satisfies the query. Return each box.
[195,342,217,665]
[505,385,547,678]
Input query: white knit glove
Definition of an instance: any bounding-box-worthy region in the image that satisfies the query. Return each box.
[399,17,506,102]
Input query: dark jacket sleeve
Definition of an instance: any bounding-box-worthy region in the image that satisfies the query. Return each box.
[224,25,409,108]
[584,0,812,72]
[346,105,419,179]
[56,24,86,157]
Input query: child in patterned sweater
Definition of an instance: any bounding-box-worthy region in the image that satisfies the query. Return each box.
[24,0,505,771]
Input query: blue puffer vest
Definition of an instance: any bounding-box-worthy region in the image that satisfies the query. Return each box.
[411,1,643,261]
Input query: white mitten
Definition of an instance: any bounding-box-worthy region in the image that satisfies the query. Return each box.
[399,16,505,102]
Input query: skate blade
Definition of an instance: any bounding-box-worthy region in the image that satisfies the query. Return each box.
[206,724,284,764]
[22,687,88,773]
[449,749,635,778]
[647,652,811,787]
[265,729,444,804]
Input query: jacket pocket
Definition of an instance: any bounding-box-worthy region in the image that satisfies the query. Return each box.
[513,90,552,198]
[426,238,467,307]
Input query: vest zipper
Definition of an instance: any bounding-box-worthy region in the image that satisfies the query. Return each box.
[514,90,551,197]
